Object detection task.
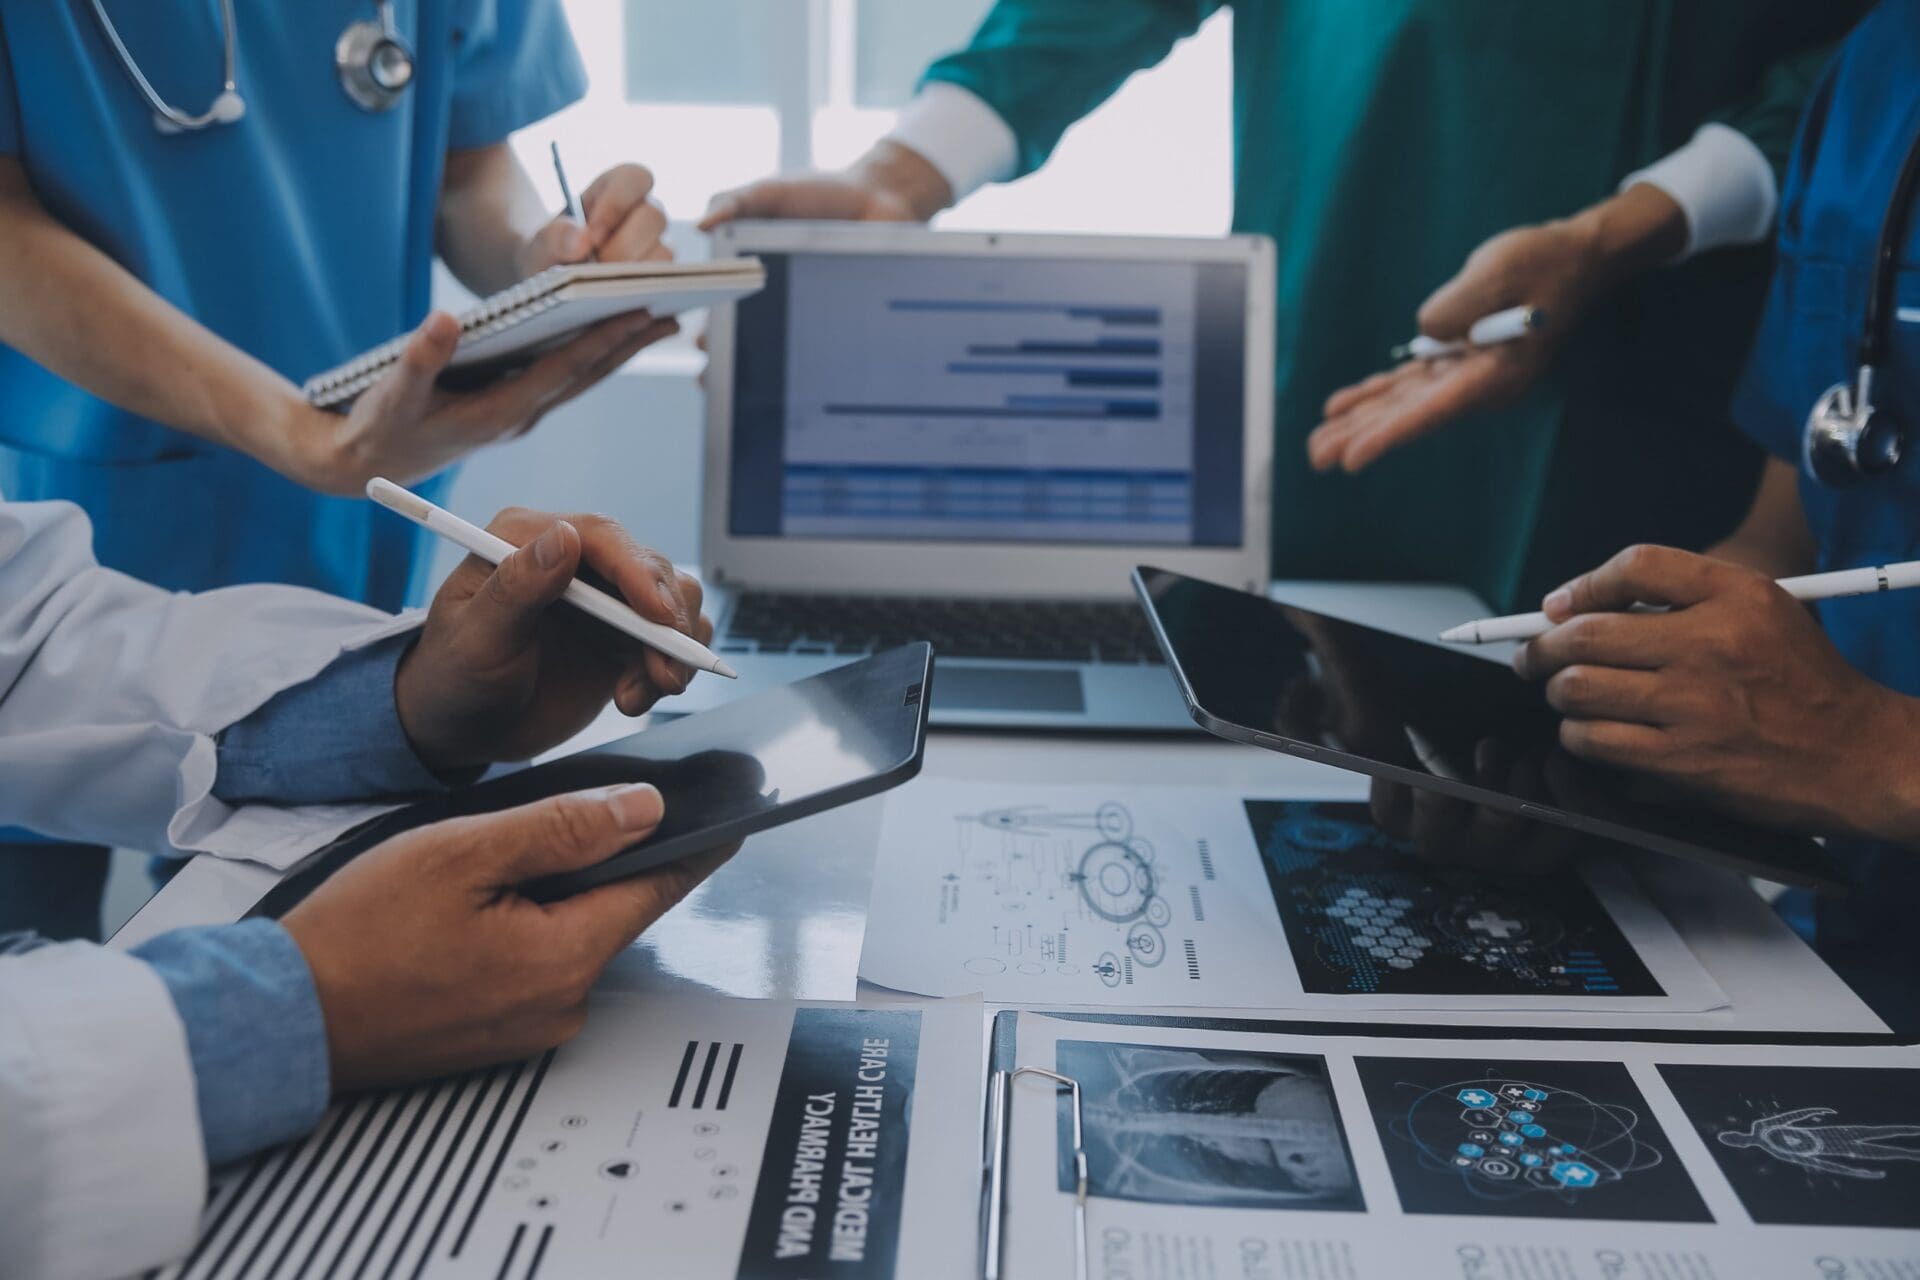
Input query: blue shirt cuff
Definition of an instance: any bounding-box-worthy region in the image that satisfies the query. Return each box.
[214,633,451,806]
[134,920,330,1166]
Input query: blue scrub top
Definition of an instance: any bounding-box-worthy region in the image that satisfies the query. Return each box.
[0,1,585,607]
[1732,0,1920,1015]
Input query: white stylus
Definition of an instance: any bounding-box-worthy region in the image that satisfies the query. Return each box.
[366,477,737,678]
[1391,305,1546,361]
[1439,559,1920,645]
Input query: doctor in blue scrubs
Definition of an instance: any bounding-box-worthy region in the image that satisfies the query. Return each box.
[1512,0,1920,1023]
[0,1,680,937]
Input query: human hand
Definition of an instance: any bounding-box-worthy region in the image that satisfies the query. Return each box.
[283,784,739,1092]
[1368,742,1583,873]
[394,507,709,774]
[1307,184,1687,474]
[518,163,672,273]
[1514,544,1920,843]
[699,140,953,229]
[288,306,678,495]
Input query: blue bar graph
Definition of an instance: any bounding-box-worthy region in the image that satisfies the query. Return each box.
[945,362,1161,388]
[889,299,1162,326]
[965,338,1161,357]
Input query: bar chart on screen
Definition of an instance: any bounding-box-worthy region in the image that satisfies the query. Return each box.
[780,253,1202,544]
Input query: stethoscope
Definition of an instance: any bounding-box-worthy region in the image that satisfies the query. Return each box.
[1804,124,1920,487]
[82,0,416,134]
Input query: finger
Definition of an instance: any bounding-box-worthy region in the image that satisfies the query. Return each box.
[1369,777,1415,841]
[1334,358,1516,472]
[560,316,678,401]
[1557,718,1669,769]
[566,514,692,632]
[1416,236,1525,339]
[462,516,581,651]
[547,839,740,961]
[365,311,461,416]
[699,179,841,229]
[523,216,594,271]
[1543,544,1742,621]
[1514,610,1686,680]
[453,783,666,887]
[599,199,670,263]
[1321,369,1399,420]
[1542,665,1675,725]
[581,165,658,245]
[469,312,666,424]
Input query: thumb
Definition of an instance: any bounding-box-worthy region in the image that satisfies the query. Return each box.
[523,216,594,272]
[1416,236,1525,340]
[459,783,666,888]
[461,518,581,652]
[388,311,461,396]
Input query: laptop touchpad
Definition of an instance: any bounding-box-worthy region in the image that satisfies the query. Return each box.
[936,666,1085,714]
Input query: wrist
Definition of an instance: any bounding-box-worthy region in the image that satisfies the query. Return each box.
[851,140,955,221]
[1560,185,1690,291]
[1857,693,1920,848]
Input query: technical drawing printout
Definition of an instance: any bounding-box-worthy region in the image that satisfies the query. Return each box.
[859,782,1724,1012]
[1000,1014,1920,1279]
[154,998,982,1280]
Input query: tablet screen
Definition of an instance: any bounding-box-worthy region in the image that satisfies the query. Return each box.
[1133,567,1844,891]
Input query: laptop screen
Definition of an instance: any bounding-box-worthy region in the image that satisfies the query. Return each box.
[726,249,1248,548]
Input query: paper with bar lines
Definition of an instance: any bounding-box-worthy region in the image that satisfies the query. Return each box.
[151,997,983,1279]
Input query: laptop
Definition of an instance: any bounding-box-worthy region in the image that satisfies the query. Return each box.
[686,222,1275,731]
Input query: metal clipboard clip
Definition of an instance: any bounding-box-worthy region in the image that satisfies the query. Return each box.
[981,1065,1089,1280]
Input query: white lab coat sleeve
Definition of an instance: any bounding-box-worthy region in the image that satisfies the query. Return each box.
[0,941,204,1280]
[0,498,420,860]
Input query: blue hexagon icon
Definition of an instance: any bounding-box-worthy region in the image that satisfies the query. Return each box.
[1509,1109,1535,1123]
[1521,1124,1547,1139]
[1498,1131,1525,1147]
[1521,1088,1549,1102]
[1551,1161,1598,1188]
[1457,1089,1496,1108]
[1457,1142,1485,1158]
[1518,1152,1544,1167]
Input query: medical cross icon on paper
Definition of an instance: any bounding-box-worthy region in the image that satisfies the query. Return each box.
[1464,910,1524,940]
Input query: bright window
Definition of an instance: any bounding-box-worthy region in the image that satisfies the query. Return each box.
[508,0,1234,238]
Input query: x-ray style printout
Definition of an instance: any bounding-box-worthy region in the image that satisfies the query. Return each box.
[861,781,1723,1011]
[998,1014,1920,1280]
[154,998,983,1280]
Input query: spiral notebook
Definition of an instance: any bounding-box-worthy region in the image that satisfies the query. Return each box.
[302,258,765,408]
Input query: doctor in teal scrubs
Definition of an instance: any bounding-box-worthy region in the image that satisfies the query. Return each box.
[0,1,678,936]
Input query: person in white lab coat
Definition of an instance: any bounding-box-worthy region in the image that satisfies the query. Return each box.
[0,494,732,1280]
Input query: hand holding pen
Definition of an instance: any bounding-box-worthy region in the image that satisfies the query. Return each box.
[1306,185,1690,475]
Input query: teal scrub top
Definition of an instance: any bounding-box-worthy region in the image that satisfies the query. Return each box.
[0,1,585,607]
[927,0,1864,610]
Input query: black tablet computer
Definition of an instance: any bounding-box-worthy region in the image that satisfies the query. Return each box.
[1131,567,1847,892]
[250,644,932,916]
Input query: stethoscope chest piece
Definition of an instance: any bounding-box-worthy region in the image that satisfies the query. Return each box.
[1806,366,1904,488]
[335,2,415,113]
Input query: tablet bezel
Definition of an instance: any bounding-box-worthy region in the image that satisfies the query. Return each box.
[1131,566,1847,893]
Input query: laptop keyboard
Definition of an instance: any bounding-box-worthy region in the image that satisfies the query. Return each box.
[718,592,1166,665]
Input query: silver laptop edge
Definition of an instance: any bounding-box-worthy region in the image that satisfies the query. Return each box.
[694,222,1275,730]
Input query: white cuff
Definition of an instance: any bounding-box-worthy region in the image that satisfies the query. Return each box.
[0,943,205,1280]
[887,82,1019,202]
[1620,122,1778,259]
